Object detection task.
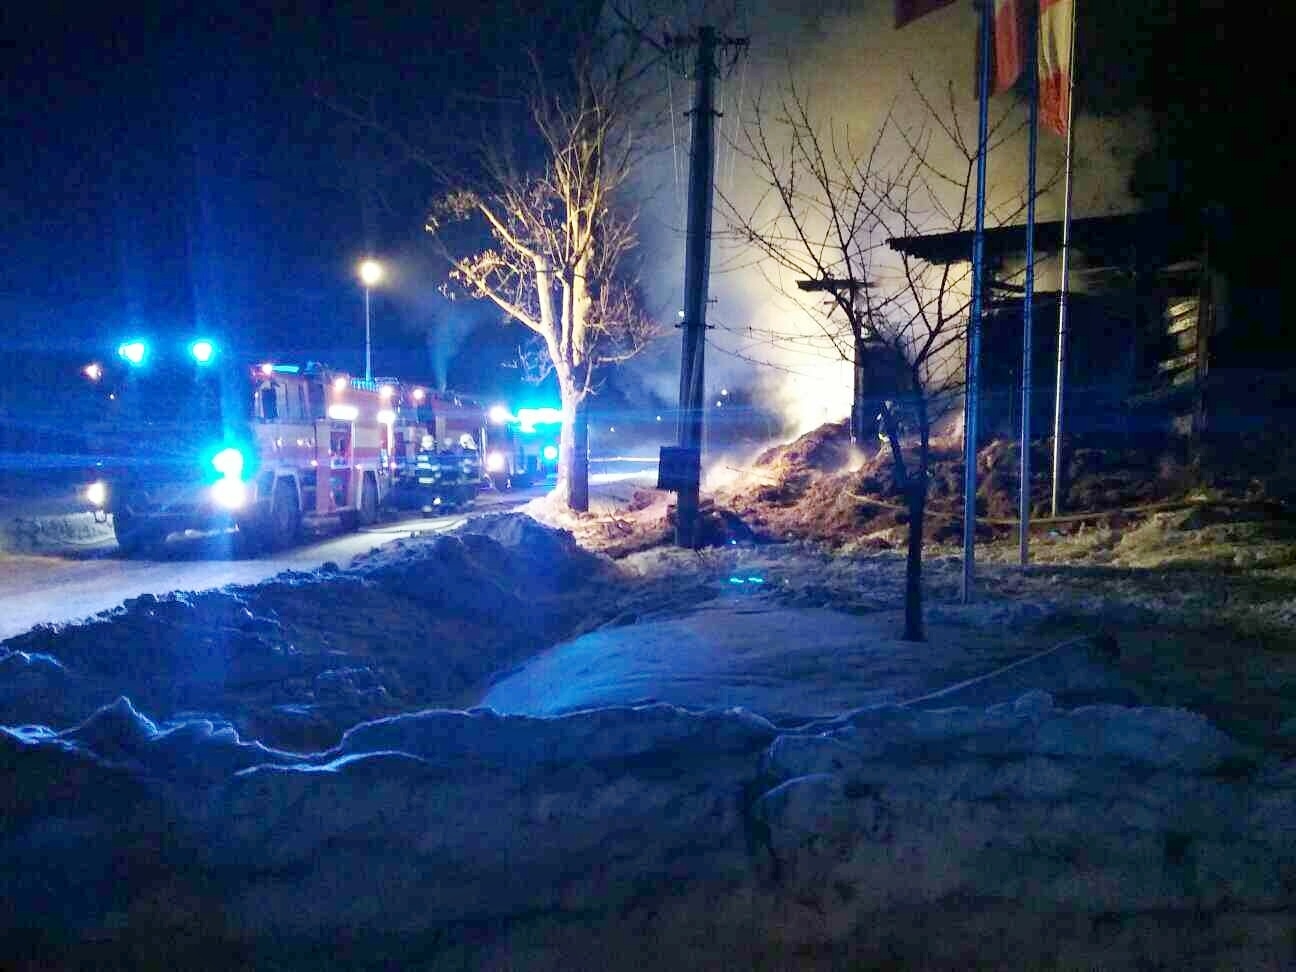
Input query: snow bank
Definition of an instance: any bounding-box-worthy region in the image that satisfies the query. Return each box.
[3,691,1292,968]
[0,511,114,554]
[0,515,614,749]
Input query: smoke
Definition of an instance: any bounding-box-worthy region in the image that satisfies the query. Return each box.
[371,245,479,390]
[622,0,1150,435]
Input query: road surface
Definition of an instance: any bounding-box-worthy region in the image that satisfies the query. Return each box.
[0,488,542,641]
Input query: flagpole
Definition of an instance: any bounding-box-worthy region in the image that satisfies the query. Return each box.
[1019,0,1040,566]
[1049,0,1079,517]
[961,0,992,604]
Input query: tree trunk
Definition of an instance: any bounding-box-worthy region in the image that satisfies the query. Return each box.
[902,481,926,642]
[903,390,931,643]
[570,397,589,512]
[554,374,589,512]
[851,331,866,445]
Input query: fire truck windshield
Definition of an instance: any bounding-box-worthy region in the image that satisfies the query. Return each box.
[117,364,226,429]
[96,355,252,459]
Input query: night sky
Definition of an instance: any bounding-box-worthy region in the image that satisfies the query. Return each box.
[1,0,591,396]
[2,1,1288,403]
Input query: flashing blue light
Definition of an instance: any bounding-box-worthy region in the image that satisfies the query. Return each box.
[117,340,148,365]
[746,576,765,584]
[728,577,746,585]
[517,406,564,432]
[189,339,215,364]
[272,364,301,374]
[211,447,245,479]
[542,445,558,461]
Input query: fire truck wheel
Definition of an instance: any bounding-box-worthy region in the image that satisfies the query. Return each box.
[267,480,302,549]
[112,511,164,556]
[357,473,379,526]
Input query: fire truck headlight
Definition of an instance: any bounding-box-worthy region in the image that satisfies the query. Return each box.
[85,481,107,508]
[189,339,215,364]
[117,340,148,366]
[542,445,558,461]
[488,405,510,425]
[211,477,248,510]
[211,447,246,479]
[485,451,506,473]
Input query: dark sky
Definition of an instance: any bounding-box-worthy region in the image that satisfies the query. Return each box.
[1,0,1287,399]
[0,0,590,395]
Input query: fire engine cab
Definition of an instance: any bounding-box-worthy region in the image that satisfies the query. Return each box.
[482,404,562,489]
[82,339,390,553]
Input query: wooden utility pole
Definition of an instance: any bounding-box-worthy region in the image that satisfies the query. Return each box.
[665,26,745,548]
[796,277,871,444]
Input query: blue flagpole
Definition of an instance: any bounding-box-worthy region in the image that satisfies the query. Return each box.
[961,0,993,604]
[1020,0,1040,566]
[1050,0,1079,517]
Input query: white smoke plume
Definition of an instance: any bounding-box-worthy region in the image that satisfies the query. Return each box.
[620,0,1149,434]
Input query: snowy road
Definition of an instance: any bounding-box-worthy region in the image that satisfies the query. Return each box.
[0,487,542,640]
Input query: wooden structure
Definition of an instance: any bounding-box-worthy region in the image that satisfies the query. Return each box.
[887,209,1245,446]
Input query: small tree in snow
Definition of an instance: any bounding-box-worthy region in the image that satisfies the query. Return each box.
[722,80,1036,640]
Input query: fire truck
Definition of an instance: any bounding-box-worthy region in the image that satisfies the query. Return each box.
[384,385,489,512]
[82,339,392,553]
[482,404,562,489]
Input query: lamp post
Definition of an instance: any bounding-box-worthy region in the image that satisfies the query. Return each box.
[358,259,385,382]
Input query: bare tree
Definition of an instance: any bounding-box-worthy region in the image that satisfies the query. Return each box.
[721,79,1039,640]
[425,44,661,511]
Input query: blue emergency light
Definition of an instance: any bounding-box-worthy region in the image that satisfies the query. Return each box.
[117,340,148,366]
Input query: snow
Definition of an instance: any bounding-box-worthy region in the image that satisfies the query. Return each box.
[2,509,1294,966]
[0,478,115,554]
[0,511,114,554]
[0,515,616,750]
[2,687,1292,967]
[480,598,1135,722]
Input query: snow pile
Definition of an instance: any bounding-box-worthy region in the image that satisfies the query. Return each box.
[1,511,114,554]
[480,601,1138,722]
[2,693,1293,968]
[0,515,615,750]
[748,696,1295,967]
[0,698,778,964]
[0,474,115,554]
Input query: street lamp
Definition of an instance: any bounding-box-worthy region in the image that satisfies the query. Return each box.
[358,258,385,382]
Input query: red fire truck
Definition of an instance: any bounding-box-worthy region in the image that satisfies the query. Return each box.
[482,404,562,489]
[384,385,489,511]
[82,340,391,553]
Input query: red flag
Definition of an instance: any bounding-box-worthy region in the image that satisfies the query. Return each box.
[895,0,956,28]
[992,0,1029,94]
[1039,0,1075,135]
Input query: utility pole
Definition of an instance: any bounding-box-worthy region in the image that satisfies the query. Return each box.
[796,277,871,444]
[668,26,745,548]
[961,0,993,604]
